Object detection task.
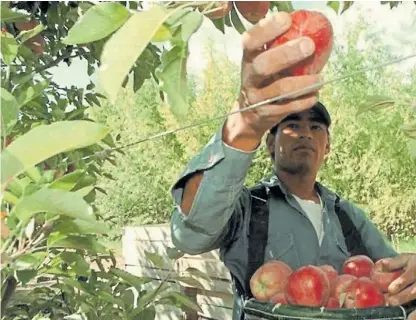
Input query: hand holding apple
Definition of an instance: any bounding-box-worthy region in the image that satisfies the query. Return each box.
[378,253,416,306]
[223,10,328,150]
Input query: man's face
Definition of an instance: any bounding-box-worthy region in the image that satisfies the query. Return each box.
[268,110,330,176]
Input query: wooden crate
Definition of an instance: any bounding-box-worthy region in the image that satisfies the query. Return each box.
[122,223,234,319]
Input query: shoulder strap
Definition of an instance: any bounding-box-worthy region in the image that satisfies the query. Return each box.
[334,196,371,257]
[231,183,270,300]
[244,184,270,298]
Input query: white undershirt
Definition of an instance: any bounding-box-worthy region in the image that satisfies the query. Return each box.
[292,194,325,246]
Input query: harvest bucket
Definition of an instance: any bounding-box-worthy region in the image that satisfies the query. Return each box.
[243,298,416,320]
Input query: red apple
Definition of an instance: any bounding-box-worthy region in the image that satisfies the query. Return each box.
[370,259,404,293]
[332,274,357,302]
[319,265,338,294]
[342,255,374,278]
[269,292,288,304]
[250,260,292,302]
[266,10,333,76]
[326,297,341,309]
[235,1,269,24]
[15,19,45,55]
[285,265,330,307]
[344,277,385,308]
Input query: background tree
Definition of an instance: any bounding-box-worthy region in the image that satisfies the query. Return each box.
[1,1,415,318]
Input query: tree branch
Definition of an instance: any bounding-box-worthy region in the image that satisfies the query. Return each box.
[34,51,83,74]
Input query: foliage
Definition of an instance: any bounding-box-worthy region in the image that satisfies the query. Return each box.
[1,0,414,318]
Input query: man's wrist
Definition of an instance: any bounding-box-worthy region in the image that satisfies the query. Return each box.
[222,105,263,152]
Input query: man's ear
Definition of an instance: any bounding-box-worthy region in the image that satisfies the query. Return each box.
[266,133,275,160]
[325,135,331,155]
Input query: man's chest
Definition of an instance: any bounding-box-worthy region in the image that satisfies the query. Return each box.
[264,197,350,272]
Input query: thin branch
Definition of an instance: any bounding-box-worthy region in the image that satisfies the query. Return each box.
[34,51,83,74]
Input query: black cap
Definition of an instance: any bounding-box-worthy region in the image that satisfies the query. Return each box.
[270,101,331,134]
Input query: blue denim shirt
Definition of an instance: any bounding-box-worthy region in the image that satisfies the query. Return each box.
[170,125,398,319]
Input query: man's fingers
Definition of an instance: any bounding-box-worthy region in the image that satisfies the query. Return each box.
[388,266,416,295]
[260,94,319,119]
[242,12,291,53]
[251,37,315,77]
[386,282,416,306]
[382,254,411,272]
[408,309,416,320]
[247,74,323,104]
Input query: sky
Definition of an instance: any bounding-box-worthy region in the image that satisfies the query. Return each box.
[49,1,416,90]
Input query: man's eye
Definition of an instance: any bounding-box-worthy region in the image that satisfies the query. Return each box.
[287,123,299,129]
[311,125,323,130]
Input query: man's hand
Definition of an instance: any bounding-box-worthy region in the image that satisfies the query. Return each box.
[223,12,323,151]
[380,253,416,306]
[409,309,416,320]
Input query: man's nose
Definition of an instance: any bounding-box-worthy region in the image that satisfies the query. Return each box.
[298,125,313,139]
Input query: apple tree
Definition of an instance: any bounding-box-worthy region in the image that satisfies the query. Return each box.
[0,1,414,319]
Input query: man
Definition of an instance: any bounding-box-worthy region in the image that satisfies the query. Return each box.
[169,11,416,319]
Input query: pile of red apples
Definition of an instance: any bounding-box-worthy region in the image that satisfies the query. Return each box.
[250,255,404,309]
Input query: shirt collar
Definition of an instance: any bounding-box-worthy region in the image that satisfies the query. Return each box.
[260,171,337,202]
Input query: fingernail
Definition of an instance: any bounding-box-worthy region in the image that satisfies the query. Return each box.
[300,39,315,57]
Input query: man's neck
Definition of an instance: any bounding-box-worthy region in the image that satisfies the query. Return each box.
[277,170,319,202]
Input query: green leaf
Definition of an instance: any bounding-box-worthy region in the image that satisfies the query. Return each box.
[184,267,213,283]
[144,251,165,268]
[54,218,110,235]
[341,1,354,14]
[179,11,203,42]
[60,252,90,276]
[356,95,395,115]
[152,24,171,42]
[9,188,95,225]
[48,234,107,254]
[155,44,189,120]
[64,314,88,320]
[157,291,202,313]
[212,16,225,33]
[1,88,19,136]
[13,252,47,270]
[48,170,85,191]
[1,120,109,186]
[62,2,130,45]
[272,1,294,12]
[110,267,152,289]
[16,269,37,285]
[166,247,184,260]
[15,80,50,109]
[1,31,19,65]
[16,24,45,43]
[74,186,95,198]
[135,283,171,313]
[224,12,232,27]
[85,93,101,106]
[169,275,205,289]
[132,306,155,320]
[0,6,29,23]
[230,4,246,34]
[327,1,340,14]
[99,5,173,104]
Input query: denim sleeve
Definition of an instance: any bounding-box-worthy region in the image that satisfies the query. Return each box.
[343,200,399,260]
[170,125,258,255]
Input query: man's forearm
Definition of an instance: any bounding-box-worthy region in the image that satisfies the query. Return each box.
[180,113,261,215]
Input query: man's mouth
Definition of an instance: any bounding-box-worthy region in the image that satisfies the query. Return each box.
[293,145,315,152]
